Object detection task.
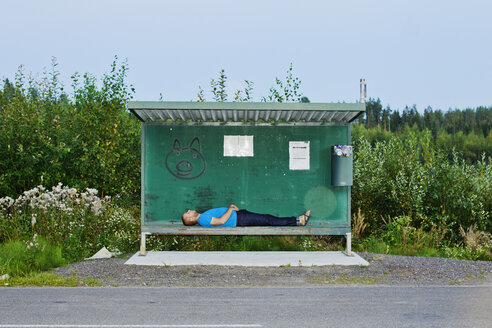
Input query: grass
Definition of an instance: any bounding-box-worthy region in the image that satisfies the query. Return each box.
[145,232,491,261]
[0,237,81,287]
[5,272,100,287]
[327,276,382,285]
[449,274,477,286]
[356,238,442,258]
[353,218,491,261]
[0,237,67,277]
[147,235,316,252]
[311,274,383,285]
[355,235,492,261]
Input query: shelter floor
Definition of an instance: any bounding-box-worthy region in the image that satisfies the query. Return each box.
[125,251,369,266]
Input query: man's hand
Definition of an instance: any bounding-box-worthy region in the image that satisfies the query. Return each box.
[211,205,238,225]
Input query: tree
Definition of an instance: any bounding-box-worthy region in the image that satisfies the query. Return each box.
[197,65,307,104]
[210,69,227,102]
[262,63,304,103]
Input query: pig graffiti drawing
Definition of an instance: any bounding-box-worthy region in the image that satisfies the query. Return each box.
[165,137,206,180]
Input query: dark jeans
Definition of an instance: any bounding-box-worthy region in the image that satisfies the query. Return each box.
[236,209,299,226]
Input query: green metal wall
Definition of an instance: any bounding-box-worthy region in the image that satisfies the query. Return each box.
[142,124,350,228]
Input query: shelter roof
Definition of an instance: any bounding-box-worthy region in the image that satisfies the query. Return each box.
[128,101,365,125]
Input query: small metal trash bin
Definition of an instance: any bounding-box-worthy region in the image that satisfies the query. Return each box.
[331,145,353,186]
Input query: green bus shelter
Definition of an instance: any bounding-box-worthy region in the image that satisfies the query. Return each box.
[129,101,365,255]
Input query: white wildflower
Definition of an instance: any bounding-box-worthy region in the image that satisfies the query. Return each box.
[6,196,14,208]
[51,183,63,198]
[91,200,103,215]
[86,188,98,196]
[68,188,77,198]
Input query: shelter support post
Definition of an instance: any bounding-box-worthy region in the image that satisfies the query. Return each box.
[140,232,150,256]
[345,232,353,257]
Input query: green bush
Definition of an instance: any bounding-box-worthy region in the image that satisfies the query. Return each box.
[0,57,140,199]
[441,245,491,261]
[353,129,491,242]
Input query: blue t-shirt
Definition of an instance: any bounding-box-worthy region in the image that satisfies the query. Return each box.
[197,207,237,227]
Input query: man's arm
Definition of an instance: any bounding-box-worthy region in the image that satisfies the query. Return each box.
[210,204,238,225]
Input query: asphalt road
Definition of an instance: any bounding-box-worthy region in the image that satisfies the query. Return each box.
[1,286,491,328]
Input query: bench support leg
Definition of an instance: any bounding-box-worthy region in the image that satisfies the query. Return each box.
[140,232,148,256]
[345,232,353,257]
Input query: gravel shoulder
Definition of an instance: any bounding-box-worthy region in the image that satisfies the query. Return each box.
[52,253,492,287]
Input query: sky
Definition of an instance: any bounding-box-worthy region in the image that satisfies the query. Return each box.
[1,0,491,112]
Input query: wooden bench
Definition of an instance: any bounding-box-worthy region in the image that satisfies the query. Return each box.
[140,222,352,255]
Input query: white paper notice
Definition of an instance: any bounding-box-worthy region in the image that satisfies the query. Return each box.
[224,135,254,157]
[223,136,238,156]
[289,141,310,170]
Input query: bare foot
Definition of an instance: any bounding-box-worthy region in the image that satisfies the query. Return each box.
[299,210,311,226]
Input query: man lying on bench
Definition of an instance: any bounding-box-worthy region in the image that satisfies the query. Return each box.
[181,204,311,227]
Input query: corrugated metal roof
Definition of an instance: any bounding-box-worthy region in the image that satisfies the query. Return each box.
[128,101,365,125]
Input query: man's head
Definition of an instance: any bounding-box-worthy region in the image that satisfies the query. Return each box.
[182,209,200,226]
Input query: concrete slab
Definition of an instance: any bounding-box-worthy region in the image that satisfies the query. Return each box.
[125,251,369,266]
